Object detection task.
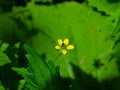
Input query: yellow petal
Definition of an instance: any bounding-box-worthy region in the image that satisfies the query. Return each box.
[64,39,69,45]
[62,49,67,54]
[58,39,63,46]
[55,45,61,49]
[67,45,74,50]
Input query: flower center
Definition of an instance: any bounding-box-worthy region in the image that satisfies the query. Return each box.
[61,43,67,49]
[62,43,65,46]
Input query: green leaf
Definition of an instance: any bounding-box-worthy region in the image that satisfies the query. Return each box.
[17,80,26,90]
[0,85,5,90]
[0,14,17,43]
[26,1,119,81]
[0,51,11,66]
[88,0,120,15]
[0,43,10,66]
[0,43,9,52]
[12,67,30,78]
[13,45,63,90]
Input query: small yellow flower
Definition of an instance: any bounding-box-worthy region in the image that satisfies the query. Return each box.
[55,39,74,54]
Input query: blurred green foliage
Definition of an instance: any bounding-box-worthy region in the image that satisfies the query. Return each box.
[0,0,120,90]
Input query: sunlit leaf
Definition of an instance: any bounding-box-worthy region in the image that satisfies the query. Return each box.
[26,1,119,81]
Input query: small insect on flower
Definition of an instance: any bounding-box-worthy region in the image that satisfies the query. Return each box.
[55,39,74,54]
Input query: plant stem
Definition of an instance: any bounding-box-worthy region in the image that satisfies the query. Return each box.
[53,51,62,62]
